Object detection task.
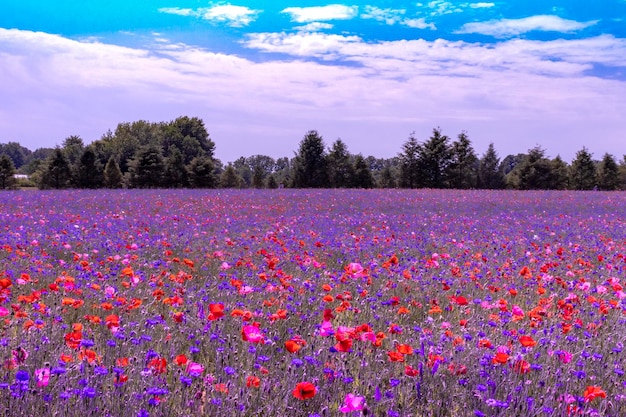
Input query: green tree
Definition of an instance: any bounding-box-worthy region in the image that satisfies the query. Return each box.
[352,154,375,188]
[597,153,619,191]
[478,143,504,189]
[327,139,354,188]
[448,132,478,189]
[170,116,215,159]
[619,156,626,190]
[220,164,243,188]
[188,155,217,188]
[513,146,554,190]
[77,147,103,188]
[569,147,597,190]
[379,165,397,188]
[0,154,18,190]
[549,155,569,190]
[292,130,328,188]
[103,156,123,188]
[128,145,165,188]
[0,142,31,169]
[418,128,452,188]
[266,174,278,189]
[163,147,189,188]
[39,148,71,189]
[399,133,422,188]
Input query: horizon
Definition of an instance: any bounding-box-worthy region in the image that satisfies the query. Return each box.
[1,1,626,163]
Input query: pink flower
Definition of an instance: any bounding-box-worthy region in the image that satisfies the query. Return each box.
[35,367,50,387]
[0,306,9,317]
[557,350,573,364]
[346,263,365,278]
[340,393,365,413]
[242,325,264,343]
[319,321,334,337]
[186,362,204,377]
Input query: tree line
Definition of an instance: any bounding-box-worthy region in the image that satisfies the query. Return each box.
[1,118,626,190]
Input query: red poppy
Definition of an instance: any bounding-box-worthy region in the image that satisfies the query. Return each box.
[246,375,261,388]
[387,351,405,362]
[208,303,225,320]
[492,352,509,365]
[583,386,606,402]
[292,382,317,400]
[519,335,537,348]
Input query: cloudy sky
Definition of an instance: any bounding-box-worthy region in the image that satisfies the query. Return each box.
[1,1,625,163]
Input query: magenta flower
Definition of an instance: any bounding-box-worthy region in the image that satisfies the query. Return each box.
[35,367,50,387]
[340,393,365,413]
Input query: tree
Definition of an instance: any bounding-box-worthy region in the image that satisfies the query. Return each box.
[478,143,504,189]
[418,128,452,188]
[163,147,189,188]
[0,154,17,190]
[327,139,354,188]
[39,148,71,189]
[247,155,275,189]
[513,146,554,190]
[292,130,328,188]
[103,156,123,188]
[448,132,478,189]
[77,147,103,188]
[352,154,375,188]
[569,147,597,190]
[619,156,626,190]
[188,155,217,188]
[597,153,619,191]
[399,133,422,188]
[128,145,165,188]
[170,116,215,159]
[549,155,569,190]
[220,164,243,188]
[379,165,397,188]
[0,142,31,169]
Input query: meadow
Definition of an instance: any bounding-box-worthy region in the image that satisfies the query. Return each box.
[0,189,624,417]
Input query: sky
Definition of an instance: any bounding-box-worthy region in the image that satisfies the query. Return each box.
[1,1,626,163]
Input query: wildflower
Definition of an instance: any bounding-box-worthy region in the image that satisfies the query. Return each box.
[246,375,261,388]
[208,303,225,321]
[242,325,264,343]
[519,335,537,348]
[340,393,365,413]
[35,367,50,387]
[293,382,317,400]
[583,386,606,402]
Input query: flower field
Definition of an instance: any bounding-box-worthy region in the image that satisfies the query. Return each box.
[1,189,625,417]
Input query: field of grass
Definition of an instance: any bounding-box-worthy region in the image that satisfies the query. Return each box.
[0,189,624,416]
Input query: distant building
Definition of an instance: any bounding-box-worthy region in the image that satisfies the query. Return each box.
[13,174,29,179]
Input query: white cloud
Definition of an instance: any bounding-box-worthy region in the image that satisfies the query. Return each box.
[403,18,436,30]
[282,5,358,23]
[1,28,626,161]
[159,4,260,27]
[361,6,405,25]
[200,5,260,27]
[458,15,598,37]
[294,22,334,32]
[158,7,196,16]
[361,6,436,29]
[426,1,463,15]
[469,2,495,8]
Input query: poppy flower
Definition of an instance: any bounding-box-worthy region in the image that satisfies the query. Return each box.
[340,393,365,413]
[242,325,264,343]
[208,303,224,320]
[246,375,261,388]
[583,386,606,402]
[519,335,537,348]
[492,352,509,365]
[292,382,317,400]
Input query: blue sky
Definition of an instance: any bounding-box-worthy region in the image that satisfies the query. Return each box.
[1,1,626,163]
